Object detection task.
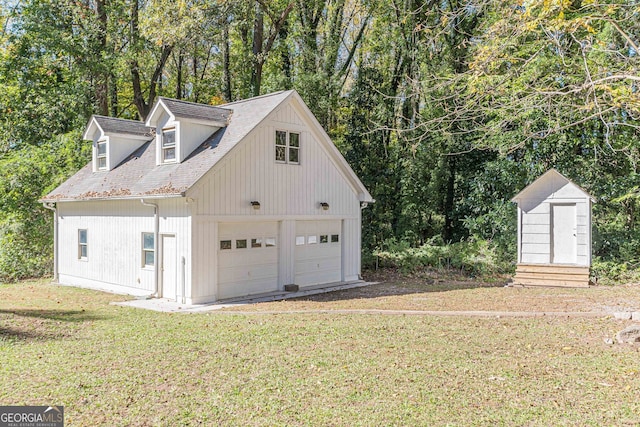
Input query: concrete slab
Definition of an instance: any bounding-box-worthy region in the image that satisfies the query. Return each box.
[111,280,375,313]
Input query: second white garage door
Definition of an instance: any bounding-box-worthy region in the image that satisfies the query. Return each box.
[295,220,342,287]
[218,222,279,300]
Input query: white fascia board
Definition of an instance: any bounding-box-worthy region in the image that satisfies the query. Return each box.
[83,116,104,141]
[145,99,175,127]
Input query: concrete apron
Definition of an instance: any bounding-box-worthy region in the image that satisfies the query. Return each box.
[111,281,374,313]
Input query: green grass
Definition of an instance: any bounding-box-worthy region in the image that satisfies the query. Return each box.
[1,279,640,426]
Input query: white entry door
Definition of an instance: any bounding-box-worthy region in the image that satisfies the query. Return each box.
[552,204,577,264]
[161,234,177,300]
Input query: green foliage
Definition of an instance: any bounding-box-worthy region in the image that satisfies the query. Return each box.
[374,238,511,276]
[0,131,89,282]
[0,0,639,281]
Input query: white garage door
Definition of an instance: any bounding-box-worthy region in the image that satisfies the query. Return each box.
[295,220,342,287]
[218,222,279,300]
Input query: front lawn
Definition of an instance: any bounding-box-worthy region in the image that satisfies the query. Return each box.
[1,278,639,426]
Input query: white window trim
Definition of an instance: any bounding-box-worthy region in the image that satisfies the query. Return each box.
[142,232,155,268]
[275,130,300,165]
[161,127,177,164]
[78,229,88,260]
[96,140,107,170]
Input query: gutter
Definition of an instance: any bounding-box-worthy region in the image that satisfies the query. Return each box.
[140,199,159,298]
[44,192,186,203]
[42,202,58,281]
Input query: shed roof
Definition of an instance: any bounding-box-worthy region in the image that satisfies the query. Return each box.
[42,90,373,203]
[511,169,595,203]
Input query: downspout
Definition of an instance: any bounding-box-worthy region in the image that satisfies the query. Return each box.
[42,202,58,281]
[141,199,159,297]
[181,256,186,304]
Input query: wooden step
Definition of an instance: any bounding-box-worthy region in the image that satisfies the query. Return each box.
[515,264,589,275]
[512,264,591,288]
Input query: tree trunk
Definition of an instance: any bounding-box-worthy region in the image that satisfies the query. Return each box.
[222,21,232,101]
[250,1,264,97]
[95,0,108,115]
[129,0,172,121]
[109,71,118,117]
[176,49,184,100]
[443,155,456,242]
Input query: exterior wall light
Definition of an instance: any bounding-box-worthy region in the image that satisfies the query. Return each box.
[320,202,330,210]
[251,201,261,210]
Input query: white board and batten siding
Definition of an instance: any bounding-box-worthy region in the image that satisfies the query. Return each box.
[188,100,363,302]
[57,198,192,299]
[513,169,593,267]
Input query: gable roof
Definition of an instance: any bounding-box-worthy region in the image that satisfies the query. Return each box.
[42,90,372,203]
[146,97,231,127]
[511,169,595,203]
[83,115,153,140]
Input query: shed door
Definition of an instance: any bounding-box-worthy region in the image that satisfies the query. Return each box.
[217,222,279,300]
[552,204,577,264]
[161,234,177,300]
[295,220,342,287]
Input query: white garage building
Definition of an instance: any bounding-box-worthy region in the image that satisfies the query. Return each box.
[42,90,373,304]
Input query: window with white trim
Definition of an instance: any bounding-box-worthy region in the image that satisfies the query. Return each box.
[275,130,300,164]
[142,233,154,267]
[96,140,107,170]
[162,128,176,163]
[78,229,87,259]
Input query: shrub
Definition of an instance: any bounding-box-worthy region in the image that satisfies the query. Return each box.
[372,238,513,276]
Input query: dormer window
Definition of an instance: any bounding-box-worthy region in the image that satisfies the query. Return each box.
[96,140,107,170]
[162,128,176,163]
[275,130,300,164]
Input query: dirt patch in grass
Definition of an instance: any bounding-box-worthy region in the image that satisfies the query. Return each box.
[220,268,640,315]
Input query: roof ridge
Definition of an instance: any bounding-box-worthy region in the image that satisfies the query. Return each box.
[159,96,232,111]
[220,90,291,107]
[94,115,145,124]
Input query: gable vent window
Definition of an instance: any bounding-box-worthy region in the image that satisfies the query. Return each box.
[275,130,300,164]
[162,128,176,163]
[96,141,107,170]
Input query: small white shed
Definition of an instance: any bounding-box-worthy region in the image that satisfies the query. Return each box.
[511,169,594,287]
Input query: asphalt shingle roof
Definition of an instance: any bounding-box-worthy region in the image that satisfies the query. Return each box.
[93,116,153,137]
[159,97,232,123]
[42,90,292,202]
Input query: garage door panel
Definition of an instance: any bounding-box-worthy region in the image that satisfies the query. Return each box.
[219,252,277,267]
[218,222,279,300]
[219,264,278,282]
[295,220,341,287]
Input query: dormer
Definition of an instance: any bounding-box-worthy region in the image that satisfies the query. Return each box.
[145,97,231,165]
[83,116,153,172]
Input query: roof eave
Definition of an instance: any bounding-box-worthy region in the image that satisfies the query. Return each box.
[174,116,228,127]
[40,193,186,203]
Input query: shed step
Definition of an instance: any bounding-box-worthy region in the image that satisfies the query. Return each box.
[512,264,591,288]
